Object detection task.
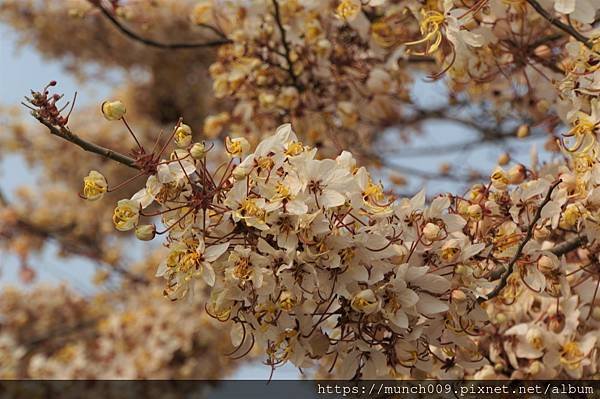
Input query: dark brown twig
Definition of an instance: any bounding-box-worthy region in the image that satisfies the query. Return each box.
[34,116,139,169]
[551,234,588,256]
[479,179,561,303]
[526,0,595,50]
[271,0,300,88]
[90,1,231,50]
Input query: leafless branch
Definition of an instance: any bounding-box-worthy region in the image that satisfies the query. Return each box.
[551,234,588,256]
[479,179,561,303]
[34,116,139,169]
[271,0,301,88]
[89,0,231,50]
[526,0,595,50]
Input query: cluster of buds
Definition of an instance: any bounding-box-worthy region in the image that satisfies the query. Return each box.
[23,81,76,127]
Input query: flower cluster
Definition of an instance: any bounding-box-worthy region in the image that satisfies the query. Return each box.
[81,116,595,378]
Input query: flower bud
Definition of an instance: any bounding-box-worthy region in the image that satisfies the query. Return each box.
[508,164,527,184]
[233,165,252,180]
[497,152,510,166]
[451,289,467,303]
[533,226,550,240]
[495,313,507,324]
[101,100,126,121]
[135,224,156,241]
[533,44,551,59]
[537,255,557,273]
[548,316,565,333]
[591,306,600,321]
[516,124,530,138]
[422,222,441,241]
[190,142,206,159]
[174,124,192,147]
[529,361,542,376]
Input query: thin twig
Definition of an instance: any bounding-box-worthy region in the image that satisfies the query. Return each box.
[479,179,561,303]
[23,318,99,349]
[34,116,139,169]
[0,188,7,207]
[526,0,594,50]
[2,195,150,285]
[90,1,231,49]
[271,0,300,88]
[488,233,588,280]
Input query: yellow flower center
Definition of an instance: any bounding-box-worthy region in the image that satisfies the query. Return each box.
[233,257,252,280]
[404,10,445,55]
[83,179,106,199]
[285,141,304,156]
[441,246,460,262]
[226,139,243,156]
[563,117,597,153]
[275,182,291,199]
[279,293,296,311]
[239,198,265,219]
[363,181,385,203]
[336,0,360,20]
[257,156,274,170]
[113,205,137,229]
[560,341,584,370]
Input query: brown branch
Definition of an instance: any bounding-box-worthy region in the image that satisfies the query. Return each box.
[551,234,588,256]
[1,184,149,285]
[0,188,7,207]
[526,0,594,50]
[23,318,99,349]
[487,234,588,280]
[16,214,149,285]
[90,1,231,50]
[34,115,139,169]
[271,0,301,89]
[479,179,561,303]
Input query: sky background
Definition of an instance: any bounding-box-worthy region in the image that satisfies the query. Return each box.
[0,19,550,380]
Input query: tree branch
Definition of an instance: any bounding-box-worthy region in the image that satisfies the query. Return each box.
[12,210,149,285]
[551,234,588,256]
[271,0,301,89]
[479,179,561,303]
[89,1,231,50]
[526,0,594,50]
[0,188,7,207]
[34,115,139,169]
